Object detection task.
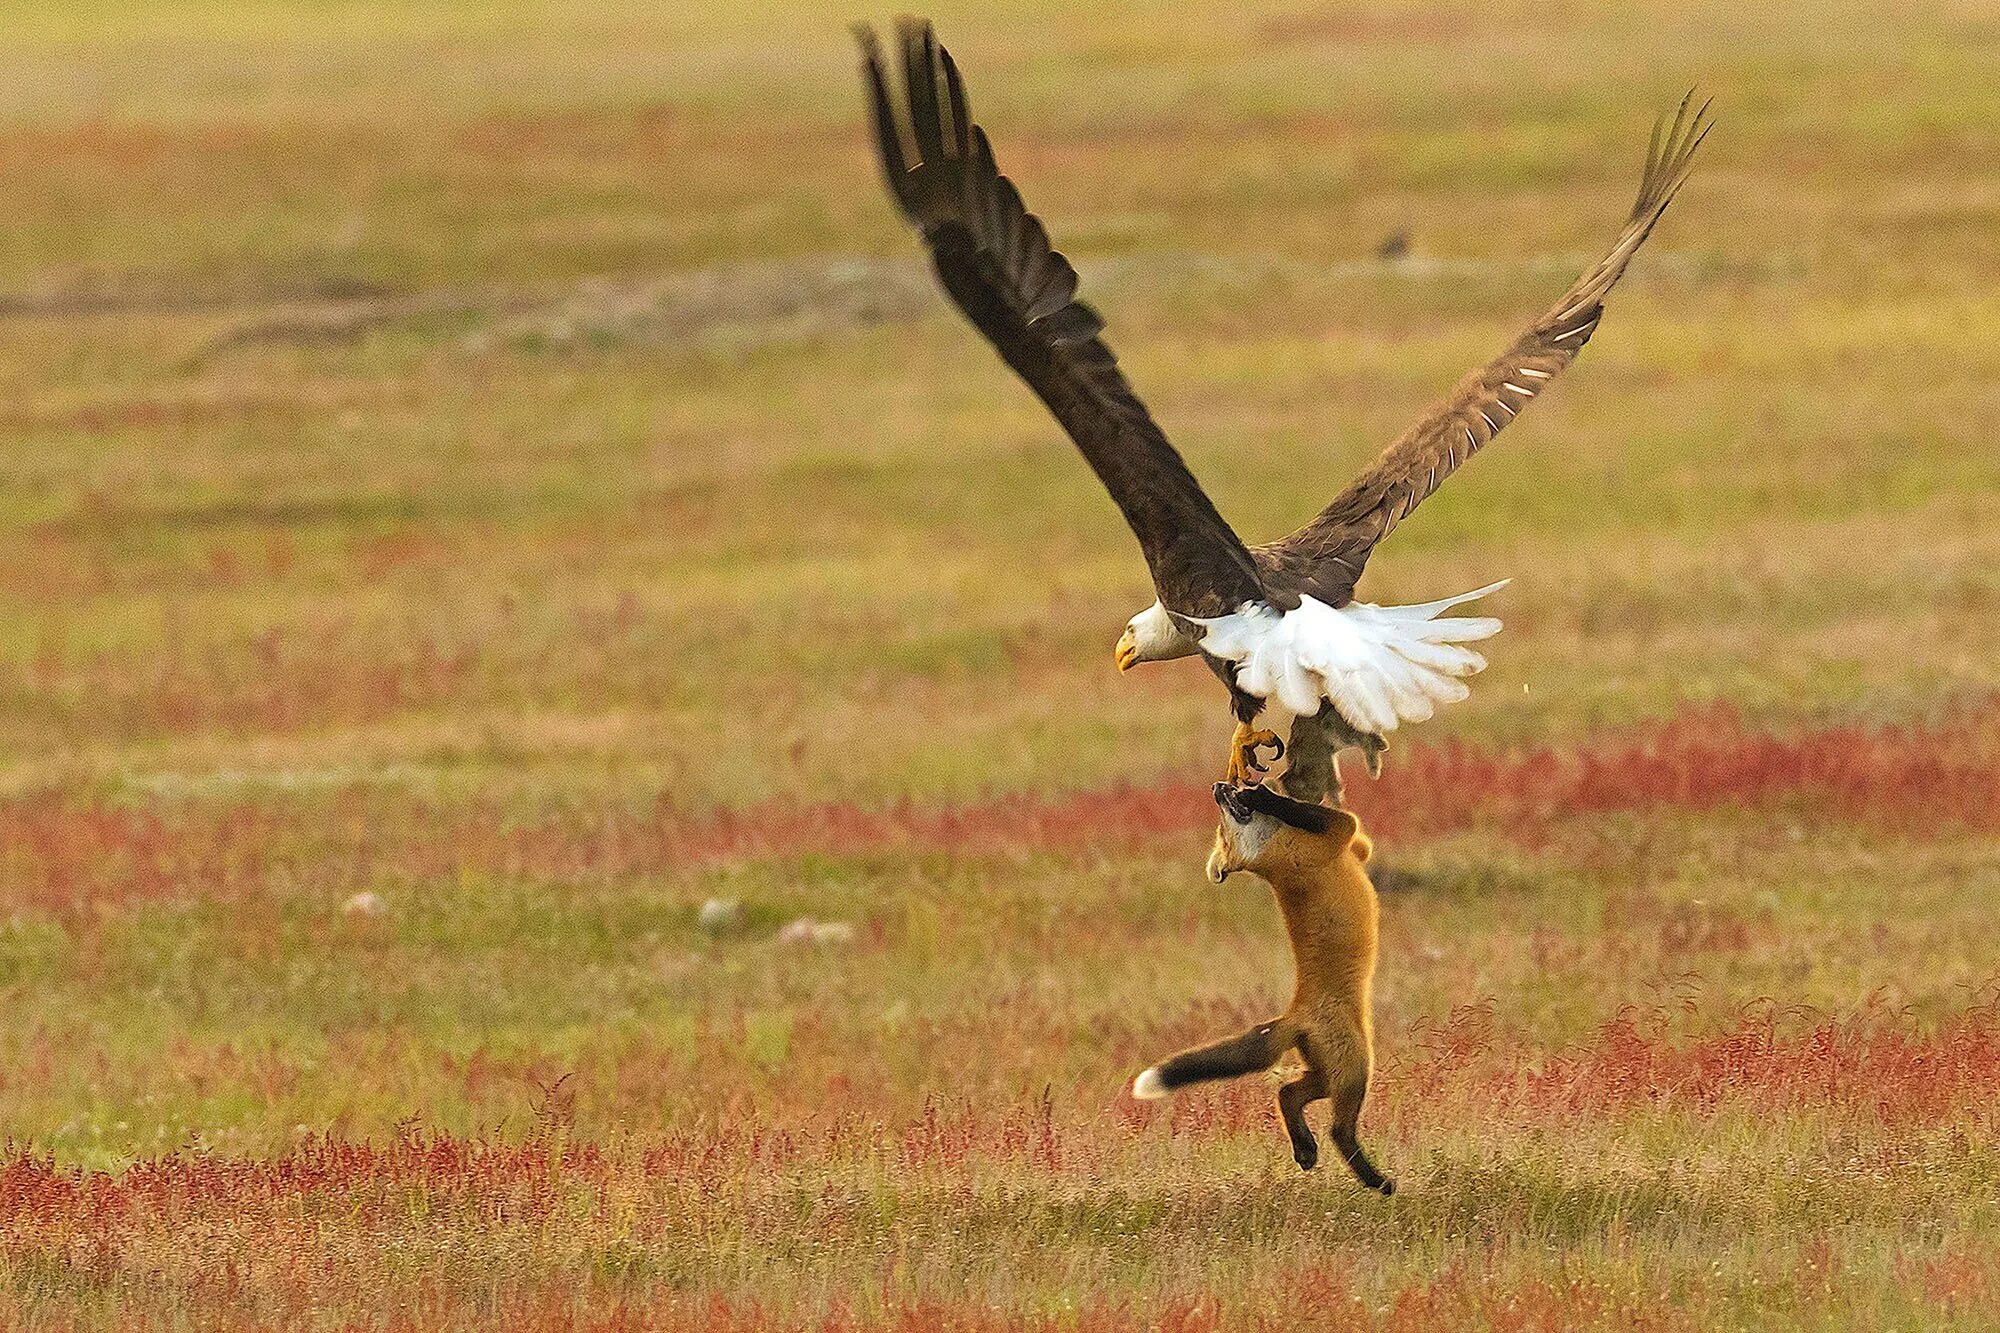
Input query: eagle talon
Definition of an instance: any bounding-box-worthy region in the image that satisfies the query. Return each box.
[1227,725,1284,785]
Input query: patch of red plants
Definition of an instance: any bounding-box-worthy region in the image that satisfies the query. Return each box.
[0,1126,611,1231]
[614,697,2000,864]
[4,1004,1985,1230]
[0,795,286,916]
[1388,993,2000,1130]
[3,699,1993,914]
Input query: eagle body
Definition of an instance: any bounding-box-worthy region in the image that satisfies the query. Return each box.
[1188,579,1505,735]
[858,20,1707,786]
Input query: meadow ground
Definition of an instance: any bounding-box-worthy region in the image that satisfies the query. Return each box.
[0,0,1997,1327]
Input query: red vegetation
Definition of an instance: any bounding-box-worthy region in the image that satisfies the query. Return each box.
[3,700,1994,914]
[1514,1004,2000,1124]
[0,796,288,916]
[627,698,2000,863]
[0,1129,612,1231]
[0,1007,1986,1219]
[1387,994,2000,1130]
[1,1001,1992,1330]
[405,697,2000,883]
[1354,701,2000,841]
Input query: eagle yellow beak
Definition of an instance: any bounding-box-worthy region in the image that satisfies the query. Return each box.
[1114,633,1138,672]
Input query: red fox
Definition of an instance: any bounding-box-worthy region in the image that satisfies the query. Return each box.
[1132,782,1393,1194]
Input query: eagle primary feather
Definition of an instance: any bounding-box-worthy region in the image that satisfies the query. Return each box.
[1254,93,1712,607]
[856,20,1269,622]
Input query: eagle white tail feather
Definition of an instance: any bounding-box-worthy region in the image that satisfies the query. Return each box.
[1192,580,1509,735]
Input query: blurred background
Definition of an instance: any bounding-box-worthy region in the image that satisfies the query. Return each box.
[0,2,1995,1327]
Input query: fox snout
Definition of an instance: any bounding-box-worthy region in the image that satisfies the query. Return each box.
[1212,781,1254,822]
[1208,782,1260,882]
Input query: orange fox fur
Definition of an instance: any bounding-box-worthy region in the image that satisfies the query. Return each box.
[1132,782,1392,1193]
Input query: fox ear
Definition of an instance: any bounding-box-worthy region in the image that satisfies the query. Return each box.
[1325,809,1360,850]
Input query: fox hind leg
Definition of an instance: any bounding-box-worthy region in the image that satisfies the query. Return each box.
[1327,1072,1394,1195]
[1277,1068,1327,1172]
[1299,1030,1393,1195]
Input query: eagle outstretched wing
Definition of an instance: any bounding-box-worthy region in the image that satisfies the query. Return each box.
[1255,95,1712,607]
[857,20,1273,620]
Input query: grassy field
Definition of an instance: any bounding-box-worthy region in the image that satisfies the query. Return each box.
[1,0,1997,1327]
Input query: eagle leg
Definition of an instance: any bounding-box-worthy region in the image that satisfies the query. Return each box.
[1226,723,1284,785]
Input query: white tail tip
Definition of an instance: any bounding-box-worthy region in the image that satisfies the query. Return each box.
[1131,1068,1169,1101]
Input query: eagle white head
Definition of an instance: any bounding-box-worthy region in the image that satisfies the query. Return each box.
[1114,601,1200,672]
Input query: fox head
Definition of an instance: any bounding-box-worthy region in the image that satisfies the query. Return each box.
[1207,782,1368,883]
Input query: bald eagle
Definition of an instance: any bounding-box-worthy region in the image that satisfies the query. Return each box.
[857,20,1707,794]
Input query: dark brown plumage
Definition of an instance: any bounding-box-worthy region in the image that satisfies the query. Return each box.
[1252,97,1711,606]
[857,20,1268,621]
[858,18,1707,620]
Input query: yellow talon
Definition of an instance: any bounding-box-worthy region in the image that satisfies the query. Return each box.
[1226,723,1283,785]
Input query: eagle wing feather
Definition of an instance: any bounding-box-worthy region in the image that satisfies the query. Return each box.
[1256,94,1712,606]
[858,20,1271,619]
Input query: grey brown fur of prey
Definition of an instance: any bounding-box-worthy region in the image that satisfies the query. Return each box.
[1277,710,1386,807]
